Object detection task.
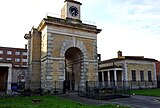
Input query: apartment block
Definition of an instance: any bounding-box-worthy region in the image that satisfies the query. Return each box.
[0,46,27,94]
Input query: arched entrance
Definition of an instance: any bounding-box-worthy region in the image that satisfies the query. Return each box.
[64,47,83,90]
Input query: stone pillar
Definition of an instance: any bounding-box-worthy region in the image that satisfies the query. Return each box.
[102,71,104,86]
[114,69,117,86]
[121,70,124,87]
[108,71,110,87]
[7,67,12,94]
[24,32,31,89]
[121,70,124,81]
[124,61,128,81]
[154,63,157,87]
[29,28,41,90]
[123,61,128,86]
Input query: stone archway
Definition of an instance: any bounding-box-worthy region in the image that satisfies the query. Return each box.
[65,47,83,90]
[59,39,88,90]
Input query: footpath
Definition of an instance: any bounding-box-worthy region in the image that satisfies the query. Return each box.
[59,93,160,108]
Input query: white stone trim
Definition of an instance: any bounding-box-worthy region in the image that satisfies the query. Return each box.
[0,63,12,67]
[41,57,65,61]
[154,63,157,81]
[99,68,123,72]
[48,27,97,39]
[84,60,97,63]
[125,60,155,65]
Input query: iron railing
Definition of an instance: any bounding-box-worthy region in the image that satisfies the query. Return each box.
[0,80,158,97]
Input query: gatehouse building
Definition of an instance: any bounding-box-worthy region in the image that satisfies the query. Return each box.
[24,0,101,92]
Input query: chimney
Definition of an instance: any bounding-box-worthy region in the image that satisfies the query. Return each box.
[25,44,27,49]
[97,54,101,61]
[118,51,122,58]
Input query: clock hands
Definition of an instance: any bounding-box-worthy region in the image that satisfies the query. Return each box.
[69,6,78,17]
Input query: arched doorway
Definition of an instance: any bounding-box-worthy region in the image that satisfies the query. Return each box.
[64,47,83,90]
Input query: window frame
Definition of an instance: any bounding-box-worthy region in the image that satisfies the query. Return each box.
[22,59,28,62]
[140,70,144,82]
[0,50,3,54]
[15,51,20,55]
[148,71,152,82]
[0,57,3,61]
[7,51,12,55]
[15,58,20,62]
[6,58,12,61]
[131,70,136,81]
[22,52,27,56]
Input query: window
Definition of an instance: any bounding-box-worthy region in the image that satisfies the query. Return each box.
[7,51,12,55]
[98,72,102,82]
[14,65,20,67]
[140,70,144,82]
[15,51,20,55]
[22,59,28,62]
[22,52,27,56]
[148,71,152,81]
[0,57,3,61]
[6,58,12,61]
[0,50,3,54]
[131,70,136,81]
[15,58,20,62]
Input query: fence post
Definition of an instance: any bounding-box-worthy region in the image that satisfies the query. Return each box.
[86,81,88,92]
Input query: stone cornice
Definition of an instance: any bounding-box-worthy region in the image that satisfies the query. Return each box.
[37,16,102,34]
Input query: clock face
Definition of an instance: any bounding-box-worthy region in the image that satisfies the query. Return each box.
[69,6,79,17]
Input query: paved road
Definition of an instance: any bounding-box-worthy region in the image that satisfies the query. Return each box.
[107,95,160,108]
[60,94,160,108]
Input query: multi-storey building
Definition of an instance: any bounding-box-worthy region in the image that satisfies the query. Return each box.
[0,46,27,94]
[156,61,160,78]
[156,61,160,87]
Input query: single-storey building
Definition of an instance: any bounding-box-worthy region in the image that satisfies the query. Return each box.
[98,51,157,89]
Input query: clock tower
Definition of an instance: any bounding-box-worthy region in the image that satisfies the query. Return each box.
[61,0,82,21]
[25,0,101,92]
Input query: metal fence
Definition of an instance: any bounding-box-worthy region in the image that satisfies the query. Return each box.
[84,81,157,90]
[78,81,131,99]
[0,81,64,97]
[0,80,158,98]
[78,81,157,99]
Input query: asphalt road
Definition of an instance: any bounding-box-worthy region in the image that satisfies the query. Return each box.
[106,95,160,108]
[60,94,160,108]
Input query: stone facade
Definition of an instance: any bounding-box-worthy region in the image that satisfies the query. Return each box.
[127,61,156,81]
[25,0,101,92]
[98,52,157,88]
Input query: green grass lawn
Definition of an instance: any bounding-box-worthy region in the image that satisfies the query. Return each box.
[131,88,160,97]
[0,95,128,108]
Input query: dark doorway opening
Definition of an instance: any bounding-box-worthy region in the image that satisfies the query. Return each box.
[64,47,83,91]
[0,67,8,92]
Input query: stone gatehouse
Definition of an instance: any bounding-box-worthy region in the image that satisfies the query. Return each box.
[24,0,101,92]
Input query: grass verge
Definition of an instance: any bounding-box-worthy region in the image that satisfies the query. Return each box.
[131,88,160,97]
[0,95,129,108]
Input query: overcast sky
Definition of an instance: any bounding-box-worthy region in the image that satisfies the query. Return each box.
[0,0,160,60]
